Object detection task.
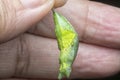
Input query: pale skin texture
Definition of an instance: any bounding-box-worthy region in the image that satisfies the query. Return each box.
[0,0,120,80]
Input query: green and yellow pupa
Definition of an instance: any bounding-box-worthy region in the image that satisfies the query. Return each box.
[53,11,79,80]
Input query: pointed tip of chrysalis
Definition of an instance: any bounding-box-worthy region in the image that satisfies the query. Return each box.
[52,9,55,13]
[58,73,71,80]
[52,9,58,16]
[58,73,62,80]
[53,10,62,27]
[58,68,71,80]
[53,10,76,32]
[52,10,59,18]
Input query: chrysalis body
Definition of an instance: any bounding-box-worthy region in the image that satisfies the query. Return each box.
[53,11,79,80]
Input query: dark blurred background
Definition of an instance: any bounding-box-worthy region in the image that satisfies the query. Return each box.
[91,0,120,7]
[75,0,120,80]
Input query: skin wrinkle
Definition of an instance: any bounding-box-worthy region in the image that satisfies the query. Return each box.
[15,36,22,76]
[15,34,30,77]
[14,36,21,77]
[80,1,90,42]
[82,1,99,44]
[15,35,25,76]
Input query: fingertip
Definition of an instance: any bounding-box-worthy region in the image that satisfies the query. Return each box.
[54,0,68,8]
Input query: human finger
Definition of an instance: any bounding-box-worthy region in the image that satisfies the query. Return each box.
[29,0,120,49]
[0,34,120,79]
[0,0,55,43]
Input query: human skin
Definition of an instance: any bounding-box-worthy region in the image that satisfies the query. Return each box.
[0,0,120,80]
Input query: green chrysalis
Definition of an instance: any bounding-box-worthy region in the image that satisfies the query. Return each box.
[53,11,79,80]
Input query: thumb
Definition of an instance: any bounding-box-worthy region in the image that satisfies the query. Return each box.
[0,0,54,43]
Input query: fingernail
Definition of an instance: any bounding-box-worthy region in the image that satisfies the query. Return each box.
[20,0,48,9]
[54,0,68,8]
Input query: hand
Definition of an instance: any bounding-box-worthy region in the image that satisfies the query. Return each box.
[0,0,67,79]
[0,0,120,80]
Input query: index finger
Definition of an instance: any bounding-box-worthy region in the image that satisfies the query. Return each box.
[29,0,120,49]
